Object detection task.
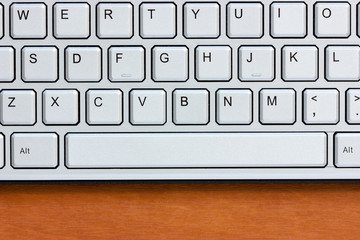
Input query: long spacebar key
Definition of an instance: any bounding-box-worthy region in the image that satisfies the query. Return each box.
[65,132,327,168]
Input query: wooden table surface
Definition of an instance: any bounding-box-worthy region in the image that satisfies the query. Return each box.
[0,183,359,240]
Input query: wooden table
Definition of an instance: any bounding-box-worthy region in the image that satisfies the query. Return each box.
[0,183,359,239]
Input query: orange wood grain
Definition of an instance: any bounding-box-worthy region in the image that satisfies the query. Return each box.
[0,183,359,240]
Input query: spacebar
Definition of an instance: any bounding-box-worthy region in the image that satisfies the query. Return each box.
[65,132,327,168]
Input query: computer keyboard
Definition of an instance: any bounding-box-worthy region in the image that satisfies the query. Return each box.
[0,0,359,181]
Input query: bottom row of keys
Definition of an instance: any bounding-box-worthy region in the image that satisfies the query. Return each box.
[1,88,357,125]
[1,132,360,168]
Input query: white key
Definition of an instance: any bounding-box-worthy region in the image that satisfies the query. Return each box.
[196,46,232,81]
[65,47,102,82]
[325,46,360,81]
[314,2,350,38]
[66,132,327,168]
[282,46,318,81]
[227,3,263,38]
[335,133,360,167]
[130,90,166,125]
[0,90,36,125]
[87,90,123,125]
[0,47,15,82]
[184,3,220,38]
[270,2,307,38]
[346,89,360,124]
[152,46,188,82]
[173,89,209,125]
[54,3,90,39]
[0,4,3,39]
[260,89,296,124]
[43,90,79,125]
[22,47,58,82]
[0,134,3,168]
[239,46,275,81]
[10,3,47,39]
[303,89,339,124]
[216,89,252,125]
[108,47,145,82]
[11,133,58,168]
[97,3,133,38]
[140,3,176,38]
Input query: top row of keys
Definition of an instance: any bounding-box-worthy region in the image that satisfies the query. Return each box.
[0,2,355,39]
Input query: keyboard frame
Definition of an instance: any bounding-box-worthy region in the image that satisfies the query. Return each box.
[0,0,359,180]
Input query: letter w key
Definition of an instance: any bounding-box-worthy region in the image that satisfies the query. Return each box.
[10,3,47,38]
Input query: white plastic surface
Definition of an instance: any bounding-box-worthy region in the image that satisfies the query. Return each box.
[259,89,296,124]
[140,3,176,38]
[130,89,166,125]
[10,3,47,39]
[227,3,263,38]
[282,46,318,81]
[238,46,275,81]
[96,3,133,39]
[43,90,79,125]
[0,47,15,82]
[53,3,90,39]
[66,132,327,168]
[270,2,307,38]
[303,89,339,124]
[325,46,360,81]
[0,90,36,125]
[22,46,58,82]
[216,89,252,125]
[0,0,359,181]
[11,133,58,168]
[86,89,123,125]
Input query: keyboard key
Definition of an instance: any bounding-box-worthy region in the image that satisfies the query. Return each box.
[53,3,90,39]
[0,134,3,168]
[0,90,36,125]
[108,46,145,82]
[282,46,318,81]
[96,3,133,39]
[22,46,58,82]
[0,47,15,82]
[173,89,209,125]
[152,46,188,82]
[130,89,166,125]
[65,47,102,82]
[335,133,360,167]
[260,89,296,124]
[43,89,79,125]
[65,132,327,168]
[86,89,123,125]
[184,3,220,38]
[227,3,263,38]
[0,4,3,39]
[346,89,360,124]
[239,46,275,81]
[270,2,307,38]
[140,3,176,38]
[303,89,339,124]
[10,3,47,39]
[196,46,232,81]
[325,46,360,81]
[216,89,252,125]
[314,2,350,38]
[11,133,58,168]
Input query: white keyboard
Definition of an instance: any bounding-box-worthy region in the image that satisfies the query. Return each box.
[0,0,359,181]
